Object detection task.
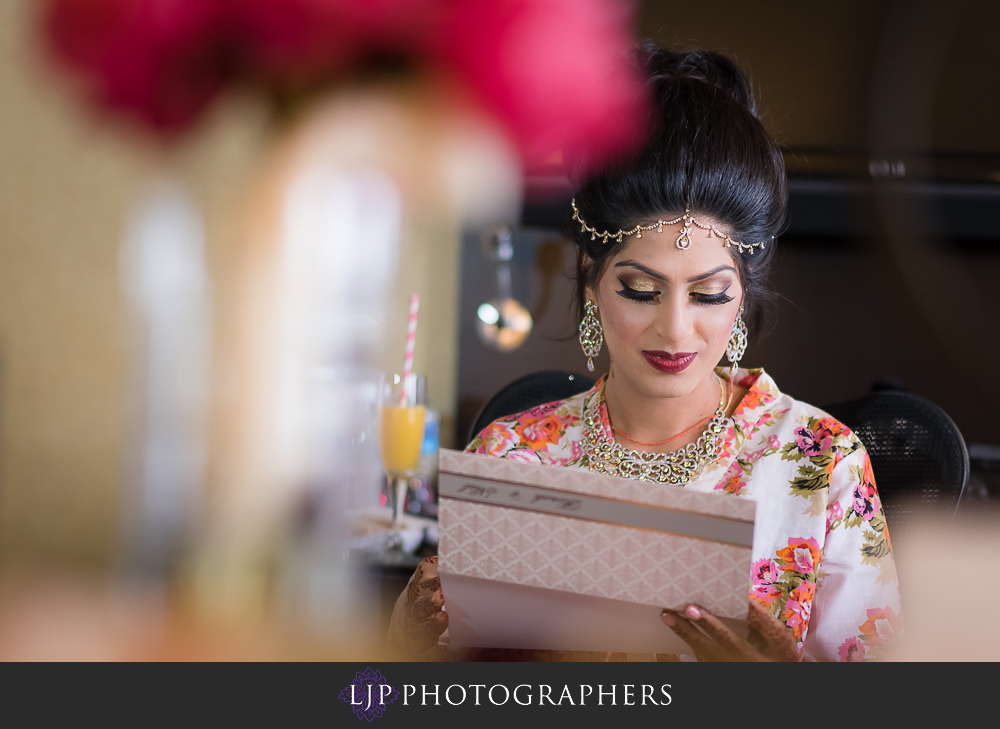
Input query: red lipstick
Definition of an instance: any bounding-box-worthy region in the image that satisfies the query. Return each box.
[642,350,696,374]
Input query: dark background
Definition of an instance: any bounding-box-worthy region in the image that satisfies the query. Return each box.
[455,0,1000,475]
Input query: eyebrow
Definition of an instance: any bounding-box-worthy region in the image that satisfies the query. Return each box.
[614,260,737,283]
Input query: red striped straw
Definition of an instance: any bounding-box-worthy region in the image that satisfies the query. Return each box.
[401,293,419,405]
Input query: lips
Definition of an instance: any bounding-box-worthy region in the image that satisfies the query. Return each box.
[642,350,697,373]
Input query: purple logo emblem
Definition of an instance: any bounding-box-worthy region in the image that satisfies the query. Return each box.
[339,667,400,721]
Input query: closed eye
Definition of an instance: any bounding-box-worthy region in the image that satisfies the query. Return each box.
[692,287,734,305]
[616,283,659,303]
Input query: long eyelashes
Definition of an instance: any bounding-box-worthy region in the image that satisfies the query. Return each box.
[693,289,734,305]
[616,284,657,303]
[616,281,734,306]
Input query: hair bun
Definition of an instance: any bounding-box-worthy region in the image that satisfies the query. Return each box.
[640,42,756,116]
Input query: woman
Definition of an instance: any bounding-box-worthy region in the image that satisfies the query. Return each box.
[391,45,900,662]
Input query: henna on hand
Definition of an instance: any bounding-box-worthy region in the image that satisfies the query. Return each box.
[746,598,799,662]
[660,600,801,662]
[401,558,449,654]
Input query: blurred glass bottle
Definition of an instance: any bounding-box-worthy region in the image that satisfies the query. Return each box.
[380,375,439,519]
[408,405,440,518]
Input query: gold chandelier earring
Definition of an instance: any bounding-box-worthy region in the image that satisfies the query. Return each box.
[726,305,748,378]
[579,299,604,372]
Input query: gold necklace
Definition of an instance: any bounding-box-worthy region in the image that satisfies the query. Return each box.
[582,375,731,484]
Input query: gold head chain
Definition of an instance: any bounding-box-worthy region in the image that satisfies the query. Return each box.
[570,199,771,253]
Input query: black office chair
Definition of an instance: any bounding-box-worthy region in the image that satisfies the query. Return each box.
[822,390,969,531]
[467,370,596,446]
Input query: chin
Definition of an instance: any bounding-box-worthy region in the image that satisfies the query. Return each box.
[629,360,707,399]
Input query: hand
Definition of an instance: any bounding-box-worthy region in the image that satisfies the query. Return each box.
[393,556,448,656]
[660,599,800,662]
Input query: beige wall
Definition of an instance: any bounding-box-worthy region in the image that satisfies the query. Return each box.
[0,1,272,568]
[0,2,512,568]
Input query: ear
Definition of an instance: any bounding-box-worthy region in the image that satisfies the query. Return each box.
[582,253,598,304]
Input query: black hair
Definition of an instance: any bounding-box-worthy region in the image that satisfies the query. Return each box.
[570,42,786,338]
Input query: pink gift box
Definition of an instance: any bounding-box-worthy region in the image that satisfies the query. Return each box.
[437,449,756,654]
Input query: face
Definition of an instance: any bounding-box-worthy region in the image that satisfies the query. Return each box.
[585,221,743,400]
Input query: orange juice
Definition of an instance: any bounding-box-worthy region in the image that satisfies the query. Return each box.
[380,405,426,474]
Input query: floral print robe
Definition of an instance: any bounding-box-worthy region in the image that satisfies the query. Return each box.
[467,367,901,662]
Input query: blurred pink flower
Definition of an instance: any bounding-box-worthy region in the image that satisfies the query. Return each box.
[231,0,429,80]
[424,0,646,171]
[46,0,234,131]
[43,0,647,167]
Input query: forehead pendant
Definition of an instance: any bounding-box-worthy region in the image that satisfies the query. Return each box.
[570,200,771,254]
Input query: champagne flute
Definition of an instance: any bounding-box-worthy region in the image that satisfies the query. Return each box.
[379,373,426,557]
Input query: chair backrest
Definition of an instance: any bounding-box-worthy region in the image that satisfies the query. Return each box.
[821,390,969,531]
[467,371,596,447]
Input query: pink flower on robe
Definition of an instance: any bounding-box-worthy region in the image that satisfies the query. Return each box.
[715,460,747,495]
[481,422,516,457]
[793,426,832,457]
[751,558,781,585]
[749,558,782,607]
[853,482,879,522]
[853,457,880,521]
[505,448,542,465]
[782,581,815,641]
[776,537,821,575]
[837,636,867,662]
[859,607,898,647]
[826,501,844,532]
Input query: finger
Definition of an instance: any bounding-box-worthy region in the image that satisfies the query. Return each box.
[405,575,442,612]
[406,557,440,599]
[421,555,440,576]
[661,609,722,661]
[405,567,428,604]
[407,584,444,621]
[747,599,799,662]
[683,604,761,662]
[418,576,442,596]
[406,611,448,653]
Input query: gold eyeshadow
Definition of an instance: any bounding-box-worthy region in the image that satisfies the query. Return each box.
[690,282,730,296]
[620,276,658,292]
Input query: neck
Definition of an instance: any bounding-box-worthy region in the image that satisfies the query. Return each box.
[602,368,722,447]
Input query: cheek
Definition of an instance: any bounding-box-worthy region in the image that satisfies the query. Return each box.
[597,287,654,345]
[700,308,736,346]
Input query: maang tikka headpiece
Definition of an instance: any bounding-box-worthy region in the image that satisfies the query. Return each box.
[570,199,771,254]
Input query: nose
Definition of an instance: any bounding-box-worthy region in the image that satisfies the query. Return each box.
[655,292,695,346]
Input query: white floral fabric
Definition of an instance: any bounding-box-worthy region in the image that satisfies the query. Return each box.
[467,367,901,661]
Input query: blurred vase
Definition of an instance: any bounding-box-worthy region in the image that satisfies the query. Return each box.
[120,178,212,576]
[194,76,521,645]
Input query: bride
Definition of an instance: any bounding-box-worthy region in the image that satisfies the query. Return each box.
[390,44,900,662]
